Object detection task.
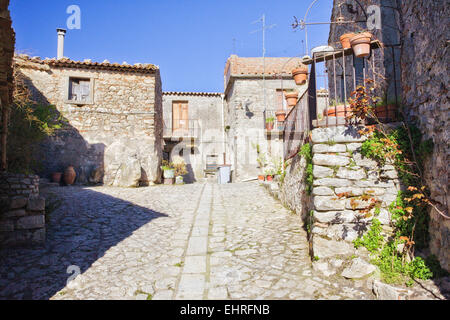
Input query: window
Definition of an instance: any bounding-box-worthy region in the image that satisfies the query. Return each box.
[276,89,288,110]
[67,77,93,104]
[172,101,189,135]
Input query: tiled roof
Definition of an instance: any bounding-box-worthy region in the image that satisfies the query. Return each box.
[224,55,305,77]
[14,54,158,73]
[163,91,222,97]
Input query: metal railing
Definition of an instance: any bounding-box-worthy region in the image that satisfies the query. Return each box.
[163,119,200,138]
[304,40,401,128]
[283,90,309,160]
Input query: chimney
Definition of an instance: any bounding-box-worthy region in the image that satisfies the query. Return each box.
[57,28,66,59]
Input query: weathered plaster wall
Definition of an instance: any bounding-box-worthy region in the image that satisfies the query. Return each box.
[400,0,450,271]
[162,93,225,182]
[225,78,306,181]
[15,57,163,187]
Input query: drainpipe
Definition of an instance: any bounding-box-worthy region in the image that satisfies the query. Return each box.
[221,93,226,165]
[57,28,66,59]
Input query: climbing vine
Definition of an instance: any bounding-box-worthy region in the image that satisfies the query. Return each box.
[299,143,313,195]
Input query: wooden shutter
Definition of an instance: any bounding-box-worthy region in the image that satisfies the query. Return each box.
[80,80,90,102]
[172,101,188,135]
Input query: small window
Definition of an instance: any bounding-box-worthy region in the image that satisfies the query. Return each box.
[68,77,92,103]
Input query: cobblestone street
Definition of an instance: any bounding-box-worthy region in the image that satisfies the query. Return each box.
[0,182,445,300]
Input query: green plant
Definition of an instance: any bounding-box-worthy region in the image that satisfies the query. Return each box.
[173,160,187,177]
[265,117,275,123]
[299,143,313,195]
[160,160,174,171]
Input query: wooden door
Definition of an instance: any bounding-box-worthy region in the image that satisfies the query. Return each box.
[172,101,189,135]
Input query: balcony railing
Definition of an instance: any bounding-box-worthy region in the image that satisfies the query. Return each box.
[283,90,309,160]
[163,119,200,138]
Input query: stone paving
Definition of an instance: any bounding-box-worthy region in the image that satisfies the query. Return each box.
[0,182,447,300]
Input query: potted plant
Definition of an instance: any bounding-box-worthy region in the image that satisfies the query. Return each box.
[291,65,308,85]
[173,160,188,184]
[374,99,397,121]
[265,117,275,131]
[264,168,275,182]
[285,91,299,107]
[275,110,286,122]
[161,160,175,184]
[339,32,355,49]
[258,174,265,181]
[350,31,372,58]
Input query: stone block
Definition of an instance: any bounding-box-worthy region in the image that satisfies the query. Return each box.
[313,165,334,179]
[347,143,362,152]
[9,197,28,209]
[26,197,45,212]
[16,215,45,230]
[336,167,367,180]
[312,237,354,259]
[341,258,376,279]
[313,154,349,167]
[312,187,334,196]
[314,196,346,211]
[313,178,351,187]
[353,153,378,168]
[334,187,364,196]
[3,209,26,218]
[312,144,346,153]
[314,210,356,224]
[311,126,367,144]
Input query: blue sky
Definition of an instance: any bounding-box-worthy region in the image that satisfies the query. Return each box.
[11,0,333,92]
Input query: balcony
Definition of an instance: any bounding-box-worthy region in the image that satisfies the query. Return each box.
[163,119,200,139]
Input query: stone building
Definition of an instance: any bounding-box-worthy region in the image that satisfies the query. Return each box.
[162,91,225,182]
[14,54,163,187]
[223,55,307,181]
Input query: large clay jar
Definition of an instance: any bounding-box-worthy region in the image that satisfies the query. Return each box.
[291,66,308,85]
[339,33,355,49]
[350,32,372,58]
[285,92,299,107]
[63,166,76,185]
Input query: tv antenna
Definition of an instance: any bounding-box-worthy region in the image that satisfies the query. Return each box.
[251,14,276,112]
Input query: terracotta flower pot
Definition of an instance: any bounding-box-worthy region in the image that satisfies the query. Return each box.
[285,92,299,107]
[375,104,396,121]
[275,111,286,122]
[63,166,76,185]
[350,32,372,58]
[51,172,62,183]
[291,67,308,85]
[266,175,273,182]
[324,105,354,117]
[266,122,274,131]
[258,175,265,181]
[340,33,355,49]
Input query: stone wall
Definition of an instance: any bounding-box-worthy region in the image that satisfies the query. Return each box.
[224,78,305,181]
[0,172,45,246]
[310,125,401,260]
[400,0,449,271]
[162,92,225,182]
[15,56,163,187]
[278,153,309,221]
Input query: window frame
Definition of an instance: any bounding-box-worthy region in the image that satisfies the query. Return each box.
[65,76,95,105]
